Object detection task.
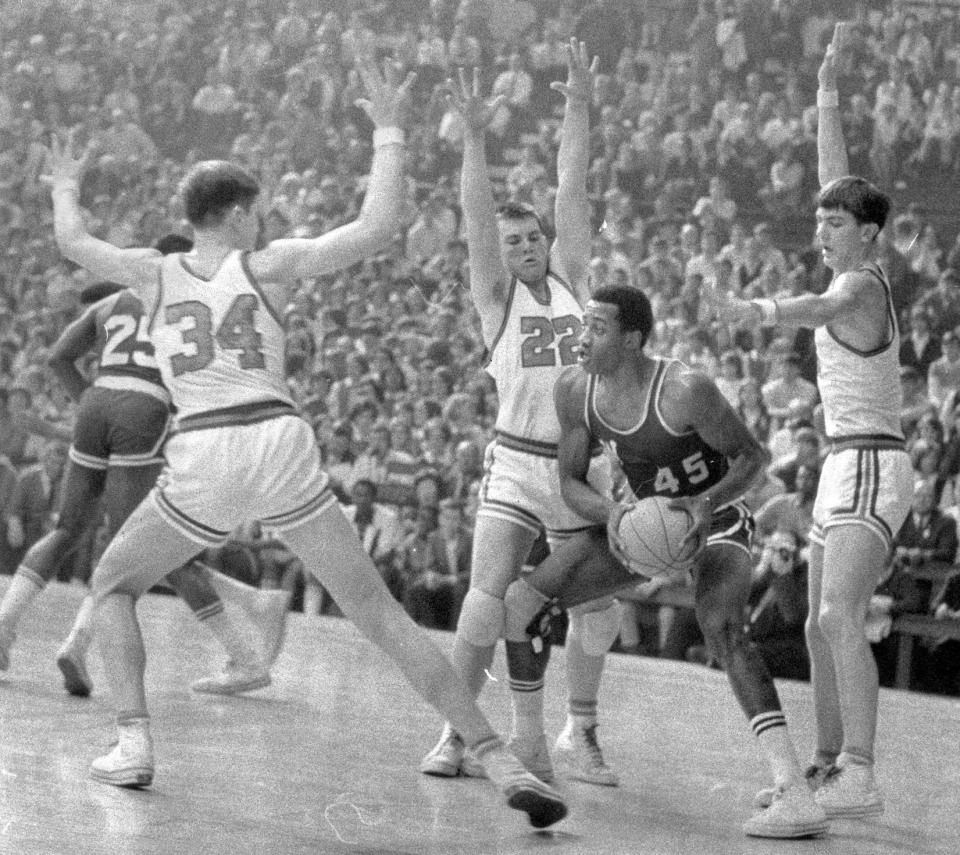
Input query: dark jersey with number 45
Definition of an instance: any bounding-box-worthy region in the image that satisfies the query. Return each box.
[585,358,728,501]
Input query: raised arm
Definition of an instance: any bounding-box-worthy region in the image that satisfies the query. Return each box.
[446,67,511,346]
[817,22,851,187]
[253,51,415,281]
[550,39,598,298]
[45,130,160,289]
[47,300,102,401]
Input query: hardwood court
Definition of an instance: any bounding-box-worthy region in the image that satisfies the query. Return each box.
[1,578,957,855]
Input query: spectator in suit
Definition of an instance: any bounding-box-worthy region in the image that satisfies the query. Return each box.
[7,442,67,568]
[340,478,403,598]
[900,305,942,379]
[923,570,960,694]
[403,498,471,630]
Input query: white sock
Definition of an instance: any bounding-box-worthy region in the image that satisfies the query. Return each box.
[200,611,260,667]
[65,595,96,650]
[0,569,46,629]
[750,712,801,787]
[510,679,545,739]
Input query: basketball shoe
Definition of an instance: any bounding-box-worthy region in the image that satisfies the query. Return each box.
[814,759,883,818]
[554,722,619,786]
[55,635,93,697]
[90,718,154,788]
[191,659,270,694]
[743,781,829,838]
[474,739,567,828]
[754,762,837,809]
[419,724,487,777]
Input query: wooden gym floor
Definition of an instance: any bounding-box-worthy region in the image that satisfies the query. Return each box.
[0,578,957,855]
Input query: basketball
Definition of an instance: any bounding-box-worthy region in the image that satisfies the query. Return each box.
[617,496,697,576]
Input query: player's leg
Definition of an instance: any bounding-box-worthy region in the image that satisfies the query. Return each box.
[0,458,105,683]
[280,507,566,828]
[811,523,889,818]
[88,494,209,788]
[803,540,844,772]
[695,542,827,838]
[421,513,539,777]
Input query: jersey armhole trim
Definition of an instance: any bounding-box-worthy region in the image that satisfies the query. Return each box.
[481,277,517,368]
[240,250,284,328]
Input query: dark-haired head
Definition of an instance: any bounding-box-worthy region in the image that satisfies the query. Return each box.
[153,233,193,255]
[179,161,260,228]
[79,282,126,305]
[816,176,891,237]
[590,284,654,347]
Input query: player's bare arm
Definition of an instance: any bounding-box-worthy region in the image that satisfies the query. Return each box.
[47,300,102,401]
[662,366,764,550]
[550,38,597,299]
[251,51,414,293]
[46,128,162,290]
[445,67,511,345]
[817,22,853,188]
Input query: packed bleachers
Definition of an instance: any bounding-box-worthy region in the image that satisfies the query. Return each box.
[2,0,960,694]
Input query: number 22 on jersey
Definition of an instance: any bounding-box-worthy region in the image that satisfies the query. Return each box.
[520,314,581,368]
[165,294,266,377]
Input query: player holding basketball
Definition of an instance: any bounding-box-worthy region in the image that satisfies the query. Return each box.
[420,42,621,787]
[0,245,289,698]
[502,285,829,837]
[44,50,565,829]
[710,23,913,819]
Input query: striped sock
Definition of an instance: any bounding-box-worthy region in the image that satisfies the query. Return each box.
[568,698,598,730]
[469,735,503,757]
[750,711,802,787]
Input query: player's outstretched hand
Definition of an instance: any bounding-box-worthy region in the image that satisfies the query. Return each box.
[701,278,756,325]
[351,39,416,130]
[818,22,851,91]
[42,127,89,191]
[444,67,507,136]
[550,38,598,104]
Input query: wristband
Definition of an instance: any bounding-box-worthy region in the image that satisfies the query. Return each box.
[750,298,779,325]
[817,89,839,109]
[372,126,405,148]
[52,180,80,196]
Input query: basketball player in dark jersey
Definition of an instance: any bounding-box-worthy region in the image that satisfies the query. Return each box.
[501,285,829,838]
[0,238,289,698]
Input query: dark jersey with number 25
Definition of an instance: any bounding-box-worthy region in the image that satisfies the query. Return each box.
[585,358,728,501]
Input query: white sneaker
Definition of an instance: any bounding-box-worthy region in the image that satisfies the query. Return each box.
[508,734,554,783]
[554,722,619,787]
[461,747,487,778]
[419,725,465,777]
[479,741,567,828]
[191,660,270,695]
[814,762,883,818]
[247,589,290,669]
[90,721,154,788]
[754,762,836,809]
[0,623,14,671]
[743,781,830,838]
[55,639,93,697]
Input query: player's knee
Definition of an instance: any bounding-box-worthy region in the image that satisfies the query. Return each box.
[22,529,74,582]
[698,611,746,659]
[568,600,622,656]
[503,579,550,643]
[814,598,853,644]
[456,588,505,646]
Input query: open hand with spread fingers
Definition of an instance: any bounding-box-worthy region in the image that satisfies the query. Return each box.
[42,127,89,192]
[550,38,598,104]
[444,67,508,136]
[350,40,416,130]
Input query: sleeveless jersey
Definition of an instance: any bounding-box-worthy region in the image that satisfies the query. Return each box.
[813,262,903,441]
[585,359,728,500]
[484,273,584,445]
[148,250,293,419]
[94,289,168,401]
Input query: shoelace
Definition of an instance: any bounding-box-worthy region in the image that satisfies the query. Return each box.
[580,725,607,769]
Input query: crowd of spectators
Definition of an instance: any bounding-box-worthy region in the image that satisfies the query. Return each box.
[2,0,960,688]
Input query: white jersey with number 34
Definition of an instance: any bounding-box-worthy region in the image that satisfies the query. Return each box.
[148,250,293,419]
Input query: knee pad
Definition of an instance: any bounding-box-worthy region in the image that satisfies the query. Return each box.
[568,599,622,656]
[503,579,551,643]
[457,588,505,647]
